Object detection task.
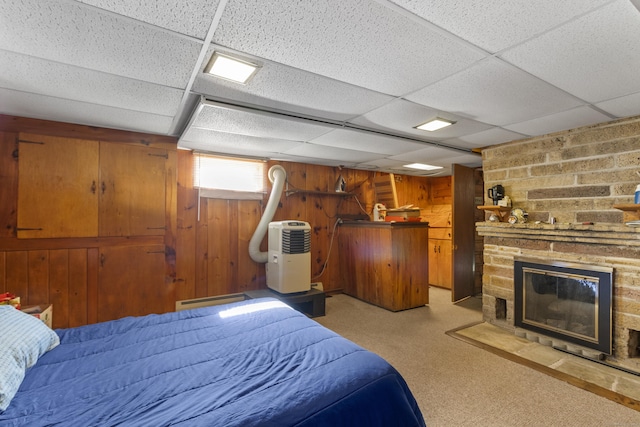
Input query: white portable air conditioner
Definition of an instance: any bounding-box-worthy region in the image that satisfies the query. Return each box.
[266,221,311,294]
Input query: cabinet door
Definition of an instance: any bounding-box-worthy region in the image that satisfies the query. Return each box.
[428,239,452,289]
[17,134,99,238]
[438,239,452,289]
[97,244,169,322]
[99,143,167,236]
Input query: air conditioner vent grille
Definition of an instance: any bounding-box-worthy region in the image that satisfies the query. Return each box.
[282,229,311,254]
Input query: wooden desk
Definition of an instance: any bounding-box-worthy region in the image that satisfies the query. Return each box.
[338,221,429,311]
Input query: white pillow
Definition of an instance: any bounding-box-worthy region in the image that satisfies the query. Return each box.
[0,305,60,411]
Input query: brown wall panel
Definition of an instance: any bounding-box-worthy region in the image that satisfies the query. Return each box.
[68,249,88,328]
[0,132,17,238]
[48,249,69,328]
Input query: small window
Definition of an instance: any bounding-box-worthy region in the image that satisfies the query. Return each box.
[194,155,265,200]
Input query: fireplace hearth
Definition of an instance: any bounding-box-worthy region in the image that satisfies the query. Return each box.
[514,258,613,354]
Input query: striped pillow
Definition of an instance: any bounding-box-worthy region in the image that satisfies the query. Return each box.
[0,305,59,411]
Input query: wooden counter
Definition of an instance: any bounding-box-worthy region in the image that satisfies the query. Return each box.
[338,221,429,311]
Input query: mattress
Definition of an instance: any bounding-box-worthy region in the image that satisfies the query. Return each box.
[1,298,425,426]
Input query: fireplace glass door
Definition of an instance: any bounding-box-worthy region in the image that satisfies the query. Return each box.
[514,258,612,354]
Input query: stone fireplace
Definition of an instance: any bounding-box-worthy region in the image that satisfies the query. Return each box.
[477,223,640,370]
[478,114,640,372]
[514,257,612,354]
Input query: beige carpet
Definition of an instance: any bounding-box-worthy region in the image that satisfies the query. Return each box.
[316,287,640,427]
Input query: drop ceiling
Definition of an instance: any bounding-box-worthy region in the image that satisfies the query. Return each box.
[2,0,640,176]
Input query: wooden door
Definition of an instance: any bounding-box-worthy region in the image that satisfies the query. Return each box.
[97,244,168,322]
[451,164,476,301]
[99,143,167,236]
[17,134,99,238]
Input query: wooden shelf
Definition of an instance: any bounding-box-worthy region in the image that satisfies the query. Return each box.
[613,204,640,221]
[613,204,640,212]
[477,205,512,222]
[285,190,354,197]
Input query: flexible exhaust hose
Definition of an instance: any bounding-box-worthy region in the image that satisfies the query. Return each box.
[249,165,286,263]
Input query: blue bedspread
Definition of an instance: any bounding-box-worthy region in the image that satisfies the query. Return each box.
[1,298,425,426]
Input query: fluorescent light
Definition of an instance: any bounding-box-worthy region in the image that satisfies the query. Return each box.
[404,163,443,171]
[415,117,455,131]
[204,52,259,84]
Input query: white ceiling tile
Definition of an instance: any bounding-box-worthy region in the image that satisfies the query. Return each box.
[445,128,527,149]
[192,102,333,140]
[0,0,201,88]
[0,50,183,116]
[503,106,613,136]
[0,88,173,134]
[388,0,612,53]
[282,143,383,163]
[271,155,358,168]
[595,92,640,118]
[193,46,394,121]
[179,128,301,154]
[387,145,474,164]
[213,0,485,95]
[308,128,426,155]
[405,58,583,126]
[75,0,222,39]
[349,99,493,140]
[500,0,640,103]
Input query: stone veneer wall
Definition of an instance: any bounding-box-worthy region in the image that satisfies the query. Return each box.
[479,115,640,370]
[482,115,640,224]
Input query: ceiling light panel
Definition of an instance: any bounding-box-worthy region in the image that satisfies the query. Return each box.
[415,118,455,131]
[212,0,486,95]
[205,52,259,84]
[348,99,492,140]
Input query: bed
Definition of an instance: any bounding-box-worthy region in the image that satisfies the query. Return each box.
[0,298,425,426]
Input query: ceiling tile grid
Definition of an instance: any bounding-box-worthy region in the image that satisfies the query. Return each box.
[2,0,640,176]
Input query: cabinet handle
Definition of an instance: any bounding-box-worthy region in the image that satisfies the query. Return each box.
[16,227,43,231]
[438,245,441,253]
[434,245,437,253]
[91,181,96,194]
[101,181,106,194]
[100,253,105,267]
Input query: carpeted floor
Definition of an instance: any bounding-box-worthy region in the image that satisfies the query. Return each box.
[316,287,640,427]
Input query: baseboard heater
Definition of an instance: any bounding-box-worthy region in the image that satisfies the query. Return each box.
[175,293,245,312]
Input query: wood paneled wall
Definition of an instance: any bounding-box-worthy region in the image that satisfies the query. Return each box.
[1,114,482,327]
[175,151,382,301]
[0,115,177,328]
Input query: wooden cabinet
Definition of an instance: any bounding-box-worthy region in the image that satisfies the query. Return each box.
[99,143,167,236]
[338,221,429,311]
[17,134,99,238]
[17,133,167,238]
[97,244,168,323]
[428,227,452,289]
